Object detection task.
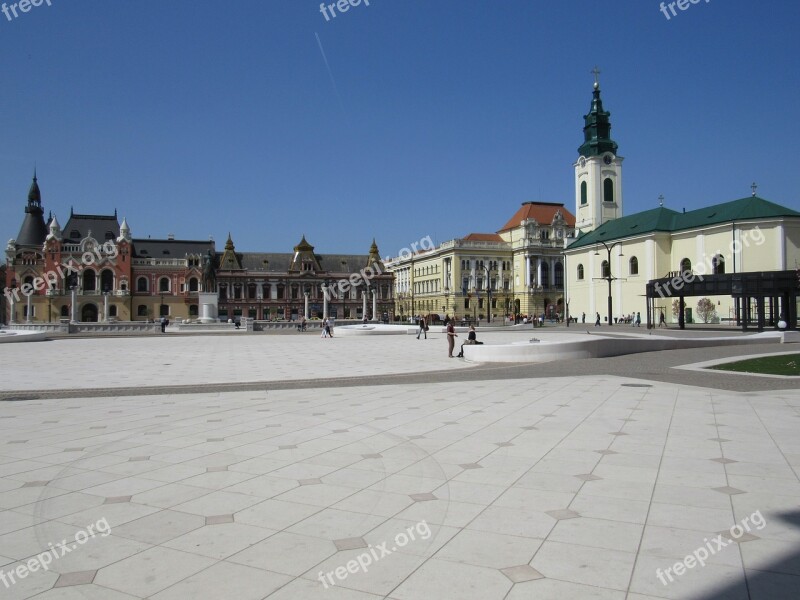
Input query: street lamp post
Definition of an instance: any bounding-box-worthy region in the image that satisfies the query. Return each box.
[322,279,330,321]
[103,286,111,322]
[593,241,625,326]
[9,278,17,324]
[70,285,78,324]
[482,265,492,324]
[528,284,535,325]
[26,288,32,324]
[472,286,477,324]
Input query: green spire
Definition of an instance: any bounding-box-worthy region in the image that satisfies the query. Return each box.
[578,80,619,158]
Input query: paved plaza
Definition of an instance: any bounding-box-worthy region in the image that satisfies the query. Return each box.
[1,329,799,599]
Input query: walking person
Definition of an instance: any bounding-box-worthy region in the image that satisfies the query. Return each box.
[659,310,666,328]
[636,312,642,327]
[581,312,586,324]
[321,318,329,338]
[595,312,601,326]
[417,315,427,340]
[446,320,457,357]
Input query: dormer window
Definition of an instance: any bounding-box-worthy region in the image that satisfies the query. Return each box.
[105,231,114,240]
[70,230,80,238]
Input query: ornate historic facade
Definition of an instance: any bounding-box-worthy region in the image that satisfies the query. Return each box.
[3,176,392,324]
[214,234,393,321]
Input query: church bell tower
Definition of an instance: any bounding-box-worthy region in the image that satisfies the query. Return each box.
[574,69,623,232]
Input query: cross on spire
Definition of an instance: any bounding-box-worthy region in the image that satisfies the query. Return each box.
[591,66,601,88]
[751,182,758,197]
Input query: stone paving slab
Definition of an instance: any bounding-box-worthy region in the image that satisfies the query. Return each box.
[0,375,798,599]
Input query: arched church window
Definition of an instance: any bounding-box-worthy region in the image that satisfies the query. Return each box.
[603,178,614,203]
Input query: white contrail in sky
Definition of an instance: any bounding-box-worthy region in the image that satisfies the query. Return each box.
[314,32,348,121]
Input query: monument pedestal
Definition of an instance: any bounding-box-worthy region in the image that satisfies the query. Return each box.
[198,292,219,323]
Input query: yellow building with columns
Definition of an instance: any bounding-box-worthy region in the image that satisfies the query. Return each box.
[386,202,576,323]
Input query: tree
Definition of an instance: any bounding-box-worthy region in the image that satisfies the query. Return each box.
[671,298,680,317]
[696,297,717,324]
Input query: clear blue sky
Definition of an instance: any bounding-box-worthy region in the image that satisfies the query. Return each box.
[2,0,798,258]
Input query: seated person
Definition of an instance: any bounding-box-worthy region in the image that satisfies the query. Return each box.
[457,326,481,357]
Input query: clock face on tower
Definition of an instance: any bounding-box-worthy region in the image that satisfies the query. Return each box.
[603,154,613,165]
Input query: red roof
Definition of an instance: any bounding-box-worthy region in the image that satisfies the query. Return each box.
[463,233,504,243]
[499,202,576,231]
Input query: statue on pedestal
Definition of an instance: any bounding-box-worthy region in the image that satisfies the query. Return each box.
[202,250,216,293]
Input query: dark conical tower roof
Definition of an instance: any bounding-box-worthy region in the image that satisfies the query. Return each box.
[578,82,619,158]
[16,172,49,247]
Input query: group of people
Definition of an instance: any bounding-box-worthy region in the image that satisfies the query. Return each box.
[294,316,335,336]
[416,315,480,358]
[586,311,645,326]
[521,313,547,326]
[321,318,334,338]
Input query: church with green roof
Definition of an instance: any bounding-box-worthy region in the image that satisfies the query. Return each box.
[564,78,800,328]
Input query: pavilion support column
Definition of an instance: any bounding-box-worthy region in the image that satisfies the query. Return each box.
[741,297,749,331]
[71,288,78,323]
